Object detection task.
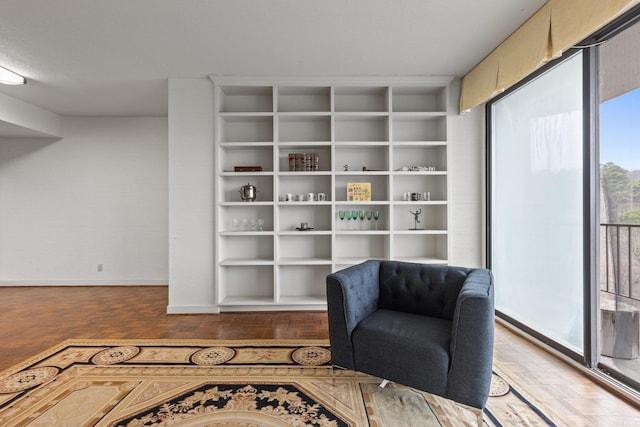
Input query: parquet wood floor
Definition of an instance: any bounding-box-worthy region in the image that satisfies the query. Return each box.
[0,285,639,425]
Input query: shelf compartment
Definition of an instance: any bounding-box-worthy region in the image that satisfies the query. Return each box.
[219,146,274,172]
[393,146,446,172]
[277,265,331,302]
[278,146,331,172]
[278,116,331,142]
[334,87,389,112]
[277,86,331,112]
[278,204,332,232]
[335,116,389,142]
[219,235,274,264]
[392,86,447,113]
[219,175,273,203]
[393,204,447,232]
[278,234,331,260]
[335,175,389,202]
[278,174,331,201]
[392,234,448,263]
[335,146,389,173]
[392,116,446,142]
[218,115,273,143]
[218,86,273,113]
[219,205,273,232]
[218,266,274,304]
[334,234,390,260]
[393,174,447,202]
[335,204,388,232]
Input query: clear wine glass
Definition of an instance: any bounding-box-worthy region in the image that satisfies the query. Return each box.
[358,210,365,230]
[257,218,264,231]
[373,210,380,230]
[366,210,372,230]
[233,218,240,231]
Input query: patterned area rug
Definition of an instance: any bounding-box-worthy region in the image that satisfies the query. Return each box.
[0,339,569,426]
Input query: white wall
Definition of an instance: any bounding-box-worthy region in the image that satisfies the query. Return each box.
[0,92,63,138]
[0,116,168,284]
[448,78,485,267]
[167,79,216,313]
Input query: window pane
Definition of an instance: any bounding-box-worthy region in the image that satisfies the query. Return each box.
[599,18,640,385]
[491,52,584,353]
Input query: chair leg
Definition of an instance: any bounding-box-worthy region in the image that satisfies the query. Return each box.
[379,379,389,388]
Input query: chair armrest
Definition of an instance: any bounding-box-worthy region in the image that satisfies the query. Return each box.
[326,260,381,370]
[446,268,495,409]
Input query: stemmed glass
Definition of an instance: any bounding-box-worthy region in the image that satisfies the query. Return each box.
[351,210,359,231]
[373,210,380,230]
[338,210,346,229]
[366,210,372,229]
[346,210,352,229]
[358,210,365,230]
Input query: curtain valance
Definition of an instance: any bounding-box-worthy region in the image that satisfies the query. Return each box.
[460,0,640,112]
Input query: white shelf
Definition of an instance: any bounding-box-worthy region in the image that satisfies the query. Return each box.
[220,258,274,266]
[393,257,449,265]
[393,230,448,235]
[219,296,275,306]
[219,231,274,236]
[214,78,450,311]
[219,201,273,206]
[278,230,332,235]
[277,295,327,305]
[277,171,332,177]
[277,257,333,265]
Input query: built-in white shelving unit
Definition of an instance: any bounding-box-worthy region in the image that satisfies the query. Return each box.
[213,77,452,311]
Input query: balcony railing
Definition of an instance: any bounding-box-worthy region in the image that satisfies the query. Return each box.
[601,223,640,303]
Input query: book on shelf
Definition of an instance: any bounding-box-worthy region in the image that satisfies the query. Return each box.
[347,182,371,201]
[234,166,263,172]
[289,153,319,171]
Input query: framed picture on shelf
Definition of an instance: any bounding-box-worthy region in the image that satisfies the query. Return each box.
[347,182,371,201]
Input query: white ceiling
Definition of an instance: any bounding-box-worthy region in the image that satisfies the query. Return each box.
[0,0,545,117]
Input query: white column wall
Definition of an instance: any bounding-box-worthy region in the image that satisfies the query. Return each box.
[0,116,168,284]
[167,78,217,313]
[448,78,485,268]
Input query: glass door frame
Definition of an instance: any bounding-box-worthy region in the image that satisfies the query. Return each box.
[485,48,595,366]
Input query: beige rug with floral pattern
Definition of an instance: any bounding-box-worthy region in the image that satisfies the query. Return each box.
[0,339,569,426]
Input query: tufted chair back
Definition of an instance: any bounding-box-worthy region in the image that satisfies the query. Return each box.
[378,261,471,321]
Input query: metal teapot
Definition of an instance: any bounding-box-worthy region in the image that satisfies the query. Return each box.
[239,182,258,202]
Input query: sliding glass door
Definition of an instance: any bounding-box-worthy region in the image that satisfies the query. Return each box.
[489,52,586,354]
[598,17,640,387]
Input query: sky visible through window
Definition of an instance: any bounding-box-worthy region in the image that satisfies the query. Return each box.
[600,87,640,171]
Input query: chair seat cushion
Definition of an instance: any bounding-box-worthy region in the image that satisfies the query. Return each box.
[351,309,452,394]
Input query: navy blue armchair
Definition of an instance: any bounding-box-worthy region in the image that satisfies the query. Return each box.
[326,260,494,410]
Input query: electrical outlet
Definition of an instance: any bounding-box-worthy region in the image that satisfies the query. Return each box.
[97,264,103,272]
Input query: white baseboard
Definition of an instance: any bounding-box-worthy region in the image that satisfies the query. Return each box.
[0,280,167,286]
[166,305,220,314]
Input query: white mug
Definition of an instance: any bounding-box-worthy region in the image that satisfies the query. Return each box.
[317,192,327,201]
[306,192,317,202]
[295,194,305,202]
[284,193,293,202]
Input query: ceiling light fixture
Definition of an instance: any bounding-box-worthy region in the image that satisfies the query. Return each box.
[0,66,26,85]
